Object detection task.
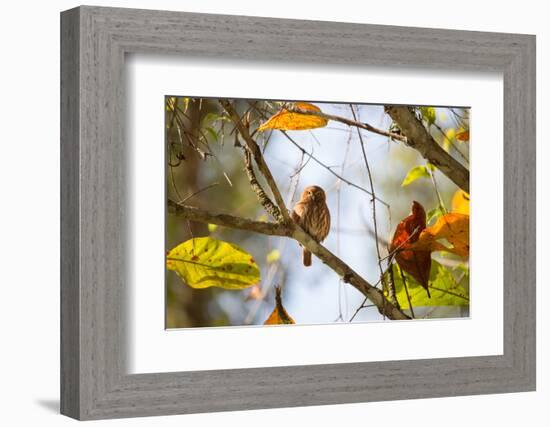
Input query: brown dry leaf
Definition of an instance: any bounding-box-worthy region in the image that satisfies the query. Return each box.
[409,213,469,257]
[451,190,470,215]
[264,286,295,325]
[456,129,470,142]
[390,201,432,296]
[257,102,328,131]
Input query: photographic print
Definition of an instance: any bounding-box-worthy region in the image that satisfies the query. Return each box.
[165,98,470,328]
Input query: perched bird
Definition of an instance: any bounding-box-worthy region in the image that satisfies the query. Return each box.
[390,201,432,297]
[291,185,331,267]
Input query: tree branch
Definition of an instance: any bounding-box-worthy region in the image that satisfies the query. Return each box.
[242,150,283,222]
[167,200,291,237]
[169,200,410,320]
[385,106,470,193]
[221,101,292,224]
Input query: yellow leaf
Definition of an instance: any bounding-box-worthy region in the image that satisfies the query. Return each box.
[451,190,470,215]
[445,128,456,140]
[207,223,218,232]
[257,102,328,131]
[264,287,295,325]
[456,129,469,142]
[409,213,469,257]
[167,237,260,289]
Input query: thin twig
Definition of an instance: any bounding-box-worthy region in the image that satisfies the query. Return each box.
[433,122,469,165]
[397,264,416,318]
[177,183,220,204]
[351,105,398,313]
[283,103,407,143]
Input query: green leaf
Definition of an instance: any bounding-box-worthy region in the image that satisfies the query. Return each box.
[266,249,281,264]
[388,261,469,309]
[420,106,436,126]
[204,126,218,142]
[426,206,445,225]
[202,112,220,125]
[167,237,260,290]
[401,165,430,187]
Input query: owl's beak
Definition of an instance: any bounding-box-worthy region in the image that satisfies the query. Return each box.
[310,192,316,202]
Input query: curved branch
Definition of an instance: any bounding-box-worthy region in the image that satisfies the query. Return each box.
[169,200,410,320]
[385,106,470,193]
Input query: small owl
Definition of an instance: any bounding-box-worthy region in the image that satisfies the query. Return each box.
[291,185,331,266]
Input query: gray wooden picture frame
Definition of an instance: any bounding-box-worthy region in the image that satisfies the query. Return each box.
[60,5,536,420]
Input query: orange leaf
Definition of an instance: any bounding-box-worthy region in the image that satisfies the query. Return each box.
[456,129,469,142]
[451,190,469,215]
[409,213,469,257]
[390,201,432,296]
[264,286,295,325]
[257,102,328,131]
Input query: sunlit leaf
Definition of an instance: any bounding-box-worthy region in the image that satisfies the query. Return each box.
[420,106,436,126]
[409,213,469,257]
[167,237,260,289]
[266,249,281,264]
[401,165,430,187]
[426,206,445,225]
[445,128,456,140]
[258,102,328,131]
[204,126,218,142]
[456,129,470,142]
[451,190,470,215]
[389,261,469,308]
[264,287,295,325]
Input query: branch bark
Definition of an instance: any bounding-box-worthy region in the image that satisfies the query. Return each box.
[242,150,283,222]
[169,200,410,320]
[221,101,292,224]
[385,106,470,193]
[167,200,291,237]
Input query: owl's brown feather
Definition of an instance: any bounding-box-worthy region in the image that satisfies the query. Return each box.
[291,186,331,267]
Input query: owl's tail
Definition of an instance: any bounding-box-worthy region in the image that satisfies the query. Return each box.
[302,248,312,267]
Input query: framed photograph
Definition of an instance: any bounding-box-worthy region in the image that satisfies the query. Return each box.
[61,6,536,420]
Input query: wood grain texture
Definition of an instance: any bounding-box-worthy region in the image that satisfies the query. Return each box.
[60,6,536,420]
[60,7,80,419]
